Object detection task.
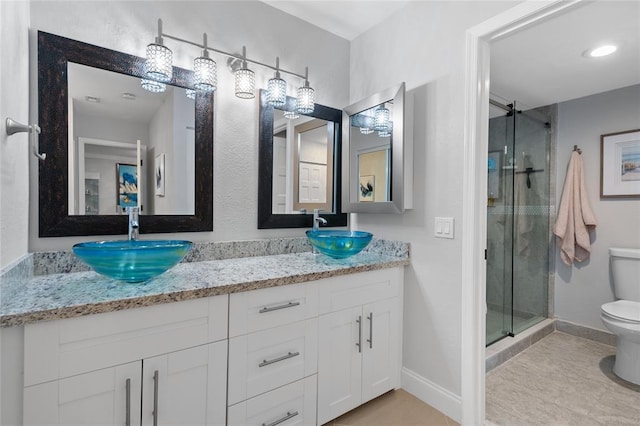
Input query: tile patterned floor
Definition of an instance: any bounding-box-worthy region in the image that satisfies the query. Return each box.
[323,389,459,426]
[486,331,640,425]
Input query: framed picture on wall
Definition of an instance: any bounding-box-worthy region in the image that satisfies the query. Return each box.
[359,175,375,202]
[600,129,640,198]
[155,153,165,197]
[116,163,138,208]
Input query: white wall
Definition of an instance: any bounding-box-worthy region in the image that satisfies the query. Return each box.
[554,84,640,330]
[0,0,30,269]
[349,1,516,418]
[28,0,350,251]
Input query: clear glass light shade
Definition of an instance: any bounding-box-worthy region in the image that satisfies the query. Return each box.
[296,85,315,114]
[267,77,287,107]
[374,107,390,131]
[378,121,392,138]
[145,43,173,83]
[234,67,255,99]
[360,127,374,135]
[193,56,217,92]
[141,78,167,93]
[284,110,300,120]
[185,89,196,100]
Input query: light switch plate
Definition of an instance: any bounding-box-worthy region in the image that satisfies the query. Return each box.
[434,217,454,239]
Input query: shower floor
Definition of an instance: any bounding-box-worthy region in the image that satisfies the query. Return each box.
[486,306,545,345]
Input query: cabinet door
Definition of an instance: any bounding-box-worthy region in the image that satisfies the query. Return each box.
[362,297,400,404]
[23,361,141,426]
[317,307,362,425]
[141,341,227,426]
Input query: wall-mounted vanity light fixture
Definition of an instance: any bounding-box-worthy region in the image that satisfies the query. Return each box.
[143,18,316,114]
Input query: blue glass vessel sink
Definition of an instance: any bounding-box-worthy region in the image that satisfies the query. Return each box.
[72,240,192,283]
[306,230,373,259]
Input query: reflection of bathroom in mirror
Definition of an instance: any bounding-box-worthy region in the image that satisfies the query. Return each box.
[272,110,334,214]
[343,83,411,213]
[38,31,213,237]
[258,90,347,229]
[67,63,195,216]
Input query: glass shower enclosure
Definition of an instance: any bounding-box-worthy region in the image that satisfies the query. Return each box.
[486,101,551,346]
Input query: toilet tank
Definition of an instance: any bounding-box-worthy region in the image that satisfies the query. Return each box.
[610,248,640,301]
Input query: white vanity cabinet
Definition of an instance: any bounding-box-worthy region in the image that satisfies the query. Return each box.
[22,296,228,426]
[227,281,319,426]
[317,268,403,425]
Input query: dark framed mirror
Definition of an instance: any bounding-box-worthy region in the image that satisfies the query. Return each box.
[258,90,347,228]
[38,31,213,237]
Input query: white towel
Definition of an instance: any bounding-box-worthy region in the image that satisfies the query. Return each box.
[553,151,597,265]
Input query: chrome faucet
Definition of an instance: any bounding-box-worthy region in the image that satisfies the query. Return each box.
[313,209,327,231]
[127,207,139,241]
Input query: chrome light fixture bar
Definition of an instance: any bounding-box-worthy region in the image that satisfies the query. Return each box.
[143,18,314,103]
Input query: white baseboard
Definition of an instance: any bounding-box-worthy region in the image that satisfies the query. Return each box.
[401,367,461,423]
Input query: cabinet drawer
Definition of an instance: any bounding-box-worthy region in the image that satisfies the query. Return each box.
[228,318,318,405]
[229,282,318,337]
[24,295,228,386]
[318,268,401,314]
[228,375,317,426]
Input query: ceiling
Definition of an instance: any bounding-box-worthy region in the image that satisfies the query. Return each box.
[262,0,639,112]
[262,0,410,41]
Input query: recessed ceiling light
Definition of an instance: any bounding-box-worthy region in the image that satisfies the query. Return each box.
[122,92,137,100]
[584,44,617,58]
[85,96,100,103]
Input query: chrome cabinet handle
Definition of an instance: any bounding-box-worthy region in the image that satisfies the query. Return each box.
[259,301,300,314]
[152,370,159,426]
[367,312,373,349]
[125,378,131,426]
[262,410,299,426]
[356,315,362,353]
[259,351,300,368]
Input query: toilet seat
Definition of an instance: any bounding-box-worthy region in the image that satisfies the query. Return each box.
[601,300,640,323]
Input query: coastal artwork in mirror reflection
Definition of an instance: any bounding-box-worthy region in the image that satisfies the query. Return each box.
[271,109,335,214]
[349,102,392,203]
[67,62,195,216]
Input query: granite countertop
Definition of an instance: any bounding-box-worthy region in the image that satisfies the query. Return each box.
[0,248,409,328]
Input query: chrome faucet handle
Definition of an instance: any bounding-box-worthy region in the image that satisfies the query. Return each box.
[312,209,328,230]
[127,207,140,241]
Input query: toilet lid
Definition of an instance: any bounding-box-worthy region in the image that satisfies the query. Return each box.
[602,300,640,322]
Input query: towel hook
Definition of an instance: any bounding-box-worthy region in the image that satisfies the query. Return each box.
[573,145,582,155]
[5,117,46,161]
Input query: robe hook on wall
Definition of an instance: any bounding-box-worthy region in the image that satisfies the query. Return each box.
[5,117,46,160]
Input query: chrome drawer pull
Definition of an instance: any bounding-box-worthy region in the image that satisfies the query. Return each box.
[125,378,131,426]
[356,315,362,353]
[259,301,300,314]
[262,410,299,426]
[259,351,300,368]
[152,370,159,426]
[367,312,373,349]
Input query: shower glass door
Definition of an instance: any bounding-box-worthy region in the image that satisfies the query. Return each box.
[486,102,550,346]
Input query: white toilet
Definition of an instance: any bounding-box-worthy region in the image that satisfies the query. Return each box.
[601,247,640,385]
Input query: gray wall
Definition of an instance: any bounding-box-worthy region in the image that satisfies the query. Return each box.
[28,0,350,251]
[0,1,30,269]
[554,84,640,330]
[349,0,515,415]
